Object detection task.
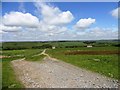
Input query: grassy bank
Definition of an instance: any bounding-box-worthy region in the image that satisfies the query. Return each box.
[2,58,24,88]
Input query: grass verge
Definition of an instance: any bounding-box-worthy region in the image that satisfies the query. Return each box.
[2,58,24,88]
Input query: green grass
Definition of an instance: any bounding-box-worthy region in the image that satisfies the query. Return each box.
[57,46,118,51]
[1,45,119,89]
[2,58,24,88]
[0,62,2,89]
[25,54,45,61]
[1,41,119,89]
[47,47,119,79]
[2,49,45,88]
[2,49,45,61]
[2,40,119,50]
[23,49,45,61]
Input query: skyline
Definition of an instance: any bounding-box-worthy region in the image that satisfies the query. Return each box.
[1,2,119,41]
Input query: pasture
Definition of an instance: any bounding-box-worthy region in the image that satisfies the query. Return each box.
[1,40,119,88]
[47,47,119,79]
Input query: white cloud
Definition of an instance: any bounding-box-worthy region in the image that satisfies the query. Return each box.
[35,2,74,25]
[49,11,74,25]
[0,29,5,34]
[111,7,120,18]
[1,2,118,41]
[1,24,22,32]
[3,12,40,28]
[2,2,72,39]
[76,27,118,40]
[74,18,95,30]
[33,2,73,36]
[38,21,67,34]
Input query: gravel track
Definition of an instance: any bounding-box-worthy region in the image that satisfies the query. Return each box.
[11,56,118,88]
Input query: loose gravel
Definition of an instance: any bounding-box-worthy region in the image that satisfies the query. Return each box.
[11,57,118,88]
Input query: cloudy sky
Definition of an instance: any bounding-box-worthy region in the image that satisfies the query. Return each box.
[1,2,119,41]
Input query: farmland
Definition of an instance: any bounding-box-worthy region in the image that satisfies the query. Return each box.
[47,47,119,79]
[1,40,120,88]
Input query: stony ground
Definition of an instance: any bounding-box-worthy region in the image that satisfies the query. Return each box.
[11,56,118,88]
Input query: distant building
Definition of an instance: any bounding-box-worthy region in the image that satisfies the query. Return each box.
[87,45,93,48]
[52,46,56,49]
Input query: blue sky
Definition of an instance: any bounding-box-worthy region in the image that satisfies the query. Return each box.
[1,2,119,41]
[53,2,118,26]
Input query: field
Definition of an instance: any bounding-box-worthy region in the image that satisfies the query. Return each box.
[47,47,119,79]
[1,40,119,88]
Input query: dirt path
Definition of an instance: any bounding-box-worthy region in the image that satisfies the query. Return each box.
[11,50,118,88]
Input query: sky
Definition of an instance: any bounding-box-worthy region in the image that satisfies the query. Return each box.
[1,2,119,41]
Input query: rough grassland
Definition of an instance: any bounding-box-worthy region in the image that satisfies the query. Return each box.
[47,47,119,79]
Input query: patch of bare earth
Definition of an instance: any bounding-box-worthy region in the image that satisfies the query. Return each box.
[11,57,118,88]
[0,55,11,59]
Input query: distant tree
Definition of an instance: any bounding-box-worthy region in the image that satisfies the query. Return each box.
[113,44,120,47]
[83,41,96,45]
[41,44,52,48]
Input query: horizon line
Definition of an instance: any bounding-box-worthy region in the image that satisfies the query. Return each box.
[0,39,119,43]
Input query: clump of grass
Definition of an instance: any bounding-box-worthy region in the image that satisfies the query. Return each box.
[25,54,45,61]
